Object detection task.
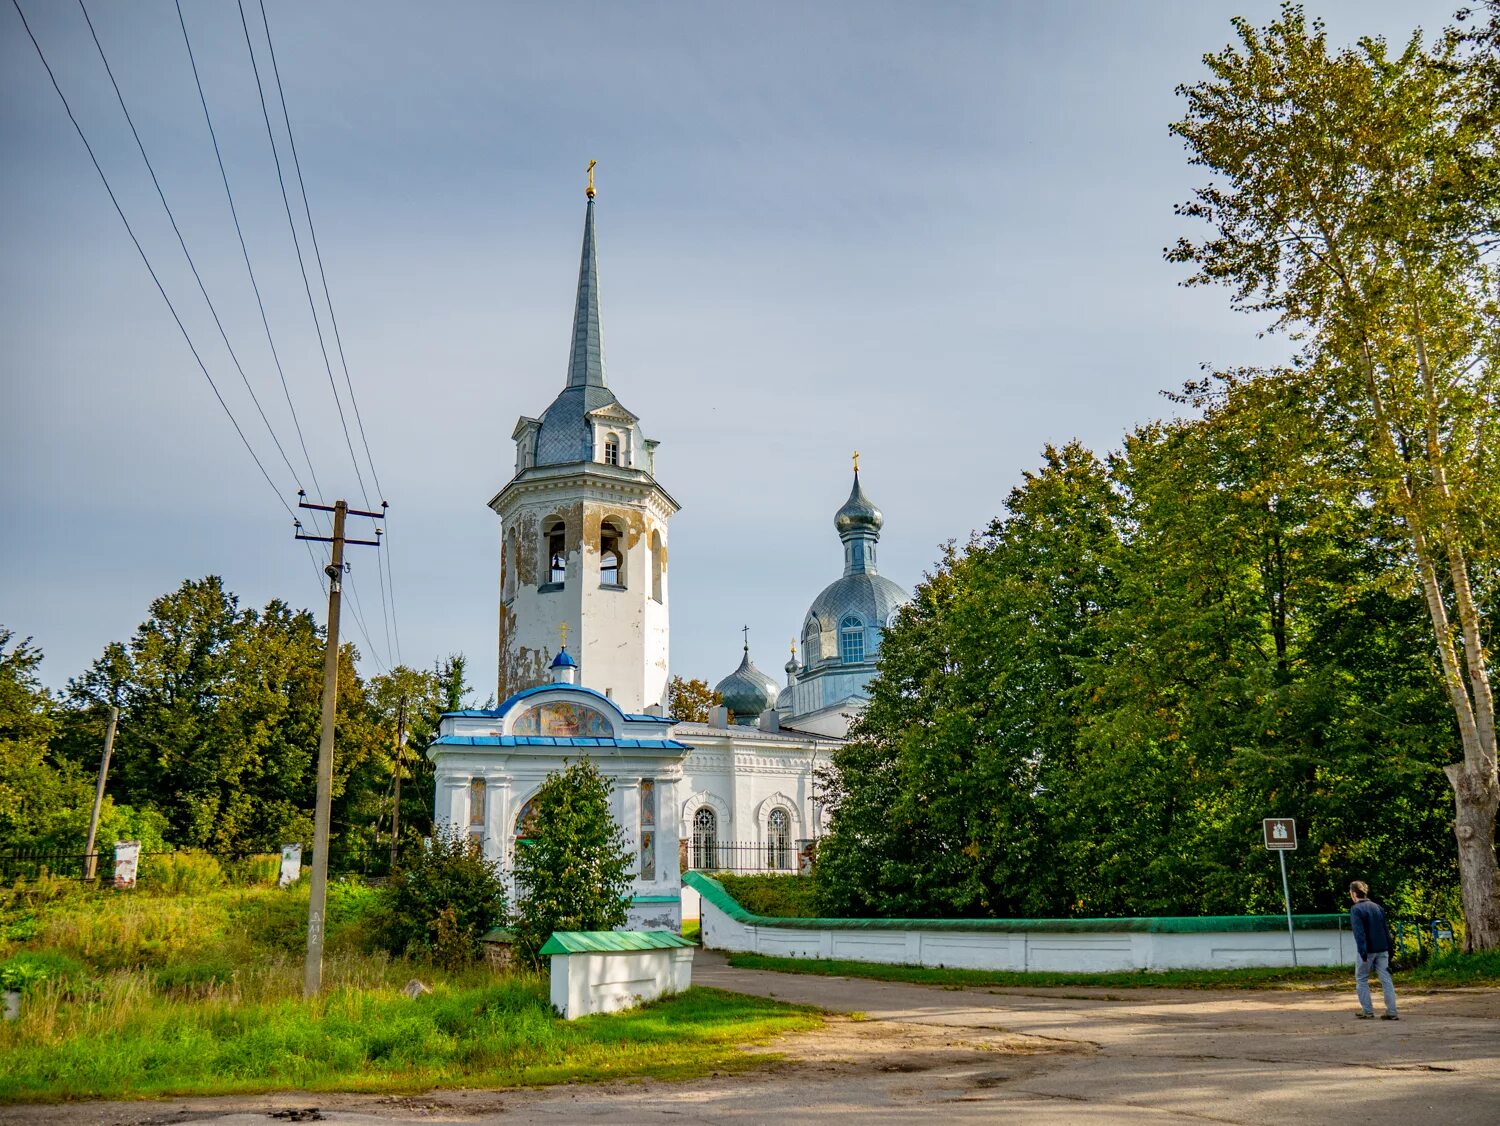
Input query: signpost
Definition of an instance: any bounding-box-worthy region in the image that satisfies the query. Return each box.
[1263,818,1298,967]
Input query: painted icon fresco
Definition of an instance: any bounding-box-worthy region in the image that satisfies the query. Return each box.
[512,701,613,738]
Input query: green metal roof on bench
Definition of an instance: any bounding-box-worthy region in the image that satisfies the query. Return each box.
[539,929,698,955]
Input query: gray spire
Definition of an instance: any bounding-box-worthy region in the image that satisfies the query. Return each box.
[565,197,606,388]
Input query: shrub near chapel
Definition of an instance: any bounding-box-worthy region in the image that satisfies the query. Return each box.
[511,759,634,967]
[380,828,507,966]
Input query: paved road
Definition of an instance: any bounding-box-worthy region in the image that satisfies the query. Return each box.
[9,953,1497,1124]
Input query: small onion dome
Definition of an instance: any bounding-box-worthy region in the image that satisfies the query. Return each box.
[550,647,578,669]
[834,471,883,537]
[714,646,780,723]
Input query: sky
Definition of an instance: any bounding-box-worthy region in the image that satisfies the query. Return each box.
[1,0,1459,698]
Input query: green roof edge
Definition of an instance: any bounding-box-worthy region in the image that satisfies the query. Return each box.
[539,929,697,956]
[683,872,1346,935]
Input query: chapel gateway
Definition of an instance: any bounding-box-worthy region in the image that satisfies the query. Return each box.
[429,183,908,927]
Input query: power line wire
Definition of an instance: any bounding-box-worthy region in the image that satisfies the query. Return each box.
[76,0,307,505]
[235,0,369,508]
[174,0,327,508]
[258,0,383,502]
[9,0,295,525]
[256,0,402,666]
[171,0,339,569]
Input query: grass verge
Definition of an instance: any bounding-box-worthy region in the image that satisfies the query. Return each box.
[0,983,819,1103]
[725,951,1500,990]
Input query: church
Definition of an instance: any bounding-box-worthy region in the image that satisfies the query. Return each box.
[429,176,909,927]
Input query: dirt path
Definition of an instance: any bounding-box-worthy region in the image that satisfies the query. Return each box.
[7,953,1497,1124]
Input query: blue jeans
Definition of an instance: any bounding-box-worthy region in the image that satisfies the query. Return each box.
[1356,951,1397,1016]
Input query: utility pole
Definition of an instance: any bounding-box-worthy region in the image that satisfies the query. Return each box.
[83,705,119,881]
[389,695,406,873]
[295,492,385,998]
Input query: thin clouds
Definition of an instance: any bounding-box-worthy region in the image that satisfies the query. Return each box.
[1,0,1452,690]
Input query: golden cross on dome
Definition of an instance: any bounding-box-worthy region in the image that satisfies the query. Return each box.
[790,638,797,657]
[559,621,569,648]
[586,159,597,199]
[852,450,860,474]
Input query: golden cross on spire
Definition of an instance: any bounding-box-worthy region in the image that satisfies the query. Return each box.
[790,638,797,657]
[586,159,597,200]
[852,450,860,474]
[559,621,569,648]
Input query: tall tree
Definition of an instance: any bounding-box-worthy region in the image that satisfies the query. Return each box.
[667,676,721,723]
[63,577,377,854]
[1169,5,1500,947]
[818,443,1121,917]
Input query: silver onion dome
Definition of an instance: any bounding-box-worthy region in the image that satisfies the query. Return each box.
[714,646,781,723]
[833,472,883,537]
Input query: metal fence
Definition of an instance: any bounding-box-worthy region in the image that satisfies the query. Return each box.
[0,849,101,882]
[1391,917,1458,966]
[0,848,296,886]
[682,839,815,874]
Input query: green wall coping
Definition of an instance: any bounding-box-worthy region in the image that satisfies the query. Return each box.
[683,872,1345,934]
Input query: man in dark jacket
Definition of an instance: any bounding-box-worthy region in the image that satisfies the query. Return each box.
[1350,880,1398,1020]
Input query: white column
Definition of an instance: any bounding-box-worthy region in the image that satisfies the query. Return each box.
[437,775,468,835]
[483,776,510,865]
[619,779,641,888]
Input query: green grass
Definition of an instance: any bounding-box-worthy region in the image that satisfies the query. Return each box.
[715,874,820,918]
[724,951,1500,990]
[0,981,817,1103]
[0,881,820,1102]
[1404,947,1500,986]
[682,918,701,943]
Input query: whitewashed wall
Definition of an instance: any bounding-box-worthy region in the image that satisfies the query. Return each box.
[550,947,694,1019]
[693,878,1350,972]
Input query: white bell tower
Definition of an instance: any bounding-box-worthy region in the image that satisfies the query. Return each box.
[490,178,677,712]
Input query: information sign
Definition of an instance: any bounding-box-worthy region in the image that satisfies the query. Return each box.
[1263,818,1297,850]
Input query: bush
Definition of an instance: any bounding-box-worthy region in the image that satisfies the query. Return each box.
[224,853,281,887]
[717,874,820,918]
[377,830,507,965]
[147,850,225,896]
[511,759,633,967]
[0,950,86,994]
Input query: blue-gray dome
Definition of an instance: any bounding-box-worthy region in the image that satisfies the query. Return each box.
[714,647,780,723]
[534,383,624,465]
[800,468,907,667]
[801,573,908,665]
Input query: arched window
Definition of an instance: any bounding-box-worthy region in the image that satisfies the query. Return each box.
[468,778,487,842]
[766,807,791,871]
[544,518,567,586]
[650,530,663,603]
[839,615,865,664]
[802,615,822,663]
[604,433,620,466]
[514,798,537,844]
[600,520,624,588]
[501,536,517,601]
[691,806,718,870]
